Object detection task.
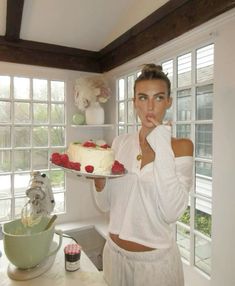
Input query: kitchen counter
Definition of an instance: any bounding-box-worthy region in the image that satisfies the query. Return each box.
[57,215,109,239]
[0,235,108,286]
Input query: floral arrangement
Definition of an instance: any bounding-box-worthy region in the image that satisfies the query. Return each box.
[74,76,111,111]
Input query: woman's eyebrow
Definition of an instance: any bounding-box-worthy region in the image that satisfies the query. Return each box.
[137,92,167,96]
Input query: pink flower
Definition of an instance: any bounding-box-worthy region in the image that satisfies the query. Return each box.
[74,77,111,111]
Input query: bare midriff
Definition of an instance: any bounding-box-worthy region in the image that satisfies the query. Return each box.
[109,233,156,252]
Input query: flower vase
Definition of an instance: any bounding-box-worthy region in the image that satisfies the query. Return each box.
[85,102,104,125]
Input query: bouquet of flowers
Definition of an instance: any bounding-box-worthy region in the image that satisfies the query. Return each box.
[74,76,111,111]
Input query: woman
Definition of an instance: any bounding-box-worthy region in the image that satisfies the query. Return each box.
[93,64,193,286]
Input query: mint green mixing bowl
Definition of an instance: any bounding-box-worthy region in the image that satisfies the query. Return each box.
[2,217,62,269]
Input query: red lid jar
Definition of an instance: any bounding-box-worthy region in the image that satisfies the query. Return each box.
[64,244,81,272]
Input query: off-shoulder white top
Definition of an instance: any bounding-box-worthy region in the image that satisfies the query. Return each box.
[93,125,193,249]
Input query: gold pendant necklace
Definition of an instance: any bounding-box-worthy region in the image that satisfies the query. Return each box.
[136,154,142,161]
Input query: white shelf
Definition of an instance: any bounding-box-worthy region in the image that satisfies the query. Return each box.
[71,124,114,128]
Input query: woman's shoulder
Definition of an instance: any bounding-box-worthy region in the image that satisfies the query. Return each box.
[171,137,194,157]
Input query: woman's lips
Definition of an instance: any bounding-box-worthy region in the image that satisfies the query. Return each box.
[146,114,155,121]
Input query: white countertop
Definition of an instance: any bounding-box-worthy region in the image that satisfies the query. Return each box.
[0,219,108,286]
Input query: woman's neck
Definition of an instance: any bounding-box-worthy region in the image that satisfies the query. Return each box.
[139,127,151,144]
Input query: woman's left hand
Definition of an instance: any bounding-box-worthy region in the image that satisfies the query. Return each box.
[146,115,160,128]
[147,116,172,128]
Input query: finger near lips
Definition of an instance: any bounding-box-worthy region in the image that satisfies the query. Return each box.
[146,115,158,126]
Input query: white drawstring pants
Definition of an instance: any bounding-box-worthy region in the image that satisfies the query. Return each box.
[103,236,184,286]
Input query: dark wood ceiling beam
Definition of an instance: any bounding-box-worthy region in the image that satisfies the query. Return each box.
[5,0,24,41]
[99,0,235,72]
[0,37,101,73]
[1,0,235,72]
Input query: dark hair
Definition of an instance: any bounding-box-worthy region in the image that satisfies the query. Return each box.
[134,64,171,96]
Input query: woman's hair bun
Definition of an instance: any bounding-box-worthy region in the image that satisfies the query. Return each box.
[141,64,163,73]
[134,63,171,95]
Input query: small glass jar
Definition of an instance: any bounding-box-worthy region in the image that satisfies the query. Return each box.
[64,244,81,272]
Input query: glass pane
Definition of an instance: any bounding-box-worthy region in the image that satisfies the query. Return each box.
[0,199,11,221]
[53,192,65,213]
[50,148,66,157]
[118,79,125,100]
[0,174,11,198]
[118,102,125,124]
[177,53,192,87]
[0,76,10,99]
[14,150,30,171]
[50,170,65,192]
[32,149,48,170]
[0,126,11,147]
[127,125,136,134]
[51,104,65,124]
[196,84,213,120]
[195,124,212,159]
[14,173,31,196]
[33,126,48,147]
[196,44,214,83]
[14,126,31,147]
[51,81,64,101]
[162,60,173,84]
[177,224,190,262]
[33,103,48,124]
[195,198,212,237]
[178,206,190,226]
[14,77,30,99]
[164,106,173,122]
[137,125,141,131]
[118,125,125,135]
[0,101,11,122]
[33,79,48,100]
[195,161,212,177]
[0,150,11,172]
[177,89,191,121]
[14,102,31,123]
[176,124,191,138]
[127,75,135,99]
[196,161,212,198]
[196,176,212,198]
[127,100,135,123]
[15,197,28,218]
[194,235,211,275]
[51,127,65,146]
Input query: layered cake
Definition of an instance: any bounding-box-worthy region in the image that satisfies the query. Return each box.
[67,140,115,175]
[51,140,125,175]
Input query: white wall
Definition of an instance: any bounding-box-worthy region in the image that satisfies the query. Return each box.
[211,13,235,286]
[105,9,235,286]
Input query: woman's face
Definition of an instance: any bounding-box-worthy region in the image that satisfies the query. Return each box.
[134,79,172,128]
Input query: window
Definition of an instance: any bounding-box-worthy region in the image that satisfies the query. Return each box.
[116,43,214,276]
[0,76,66,223]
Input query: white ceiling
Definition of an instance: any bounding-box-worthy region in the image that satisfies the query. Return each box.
[0,0,169,51]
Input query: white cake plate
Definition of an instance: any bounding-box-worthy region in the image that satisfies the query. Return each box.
[52,163,127,178]
[7,241,58,281]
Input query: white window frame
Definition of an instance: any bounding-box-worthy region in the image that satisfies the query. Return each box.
[0,73,67,223]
